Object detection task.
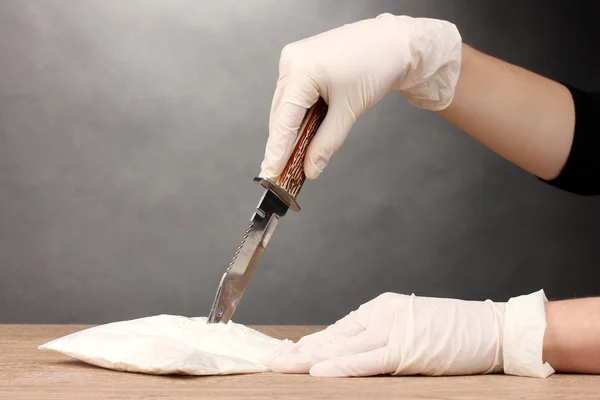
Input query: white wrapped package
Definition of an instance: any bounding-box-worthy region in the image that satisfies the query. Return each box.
[38,315,293,375]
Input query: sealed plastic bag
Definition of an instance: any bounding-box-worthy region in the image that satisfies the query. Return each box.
[39,314,292,375]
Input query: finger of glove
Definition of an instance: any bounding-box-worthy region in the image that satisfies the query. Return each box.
[270,330,382,374]
[308,330,385,360]
[273,317,362,360]
[303,103,355,180]
[294,311,364,350]
[309,347,392,377]
[269,316,364,374]
[268,299,376,373]
[269,349,318,374]
[260,82,286,179]
[260,100,305,180]
[260,82,319,180]
[295,300,376,350]
[260,340,295,366]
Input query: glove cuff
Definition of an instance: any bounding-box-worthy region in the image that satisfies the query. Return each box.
[502,289,555,378]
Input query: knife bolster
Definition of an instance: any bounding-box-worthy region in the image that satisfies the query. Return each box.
[253,177,301,212]
[254,97,328,212]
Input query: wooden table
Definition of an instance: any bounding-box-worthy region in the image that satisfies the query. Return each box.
[1,325,599,399]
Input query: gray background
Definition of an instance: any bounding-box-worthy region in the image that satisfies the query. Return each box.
[1,0,598,324]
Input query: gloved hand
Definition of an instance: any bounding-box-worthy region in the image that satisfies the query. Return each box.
[267,291,555,378]
[260,13,462,181]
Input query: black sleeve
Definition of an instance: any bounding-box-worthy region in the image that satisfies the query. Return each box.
[538,84,600,195]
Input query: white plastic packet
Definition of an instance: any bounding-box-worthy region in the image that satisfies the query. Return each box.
[38,314,293,375]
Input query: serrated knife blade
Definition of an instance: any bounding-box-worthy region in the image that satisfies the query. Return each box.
[207,97,328,324]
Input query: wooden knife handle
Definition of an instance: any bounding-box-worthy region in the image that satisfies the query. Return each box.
[276,97,328,198]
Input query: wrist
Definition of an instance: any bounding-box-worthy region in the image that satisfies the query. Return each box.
[540,297,600,374]
[390,16,463,111]
[542,301,559,367]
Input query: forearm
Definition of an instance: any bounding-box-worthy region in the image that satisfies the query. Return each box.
[437,44,575,180]
[543,297,600,373]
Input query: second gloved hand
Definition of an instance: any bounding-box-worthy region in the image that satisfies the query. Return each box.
[260,14,462,181]
[268,292,505,377]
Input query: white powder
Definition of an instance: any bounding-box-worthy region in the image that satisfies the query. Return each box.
[38,315,293,375]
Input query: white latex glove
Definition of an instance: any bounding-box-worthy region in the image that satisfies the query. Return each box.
[268,290,555,378]
[260,13,462,181]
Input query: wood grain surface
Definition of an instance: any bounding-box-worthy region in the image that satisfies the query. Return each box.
[1,324,600,399]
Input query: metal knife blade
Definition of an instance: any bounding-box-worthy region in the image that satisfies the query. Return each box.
[207,97,328,324]
[207,188,288,324]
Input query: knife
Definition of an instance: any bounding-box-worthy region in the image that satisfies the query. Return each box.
[207,97,328,324]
